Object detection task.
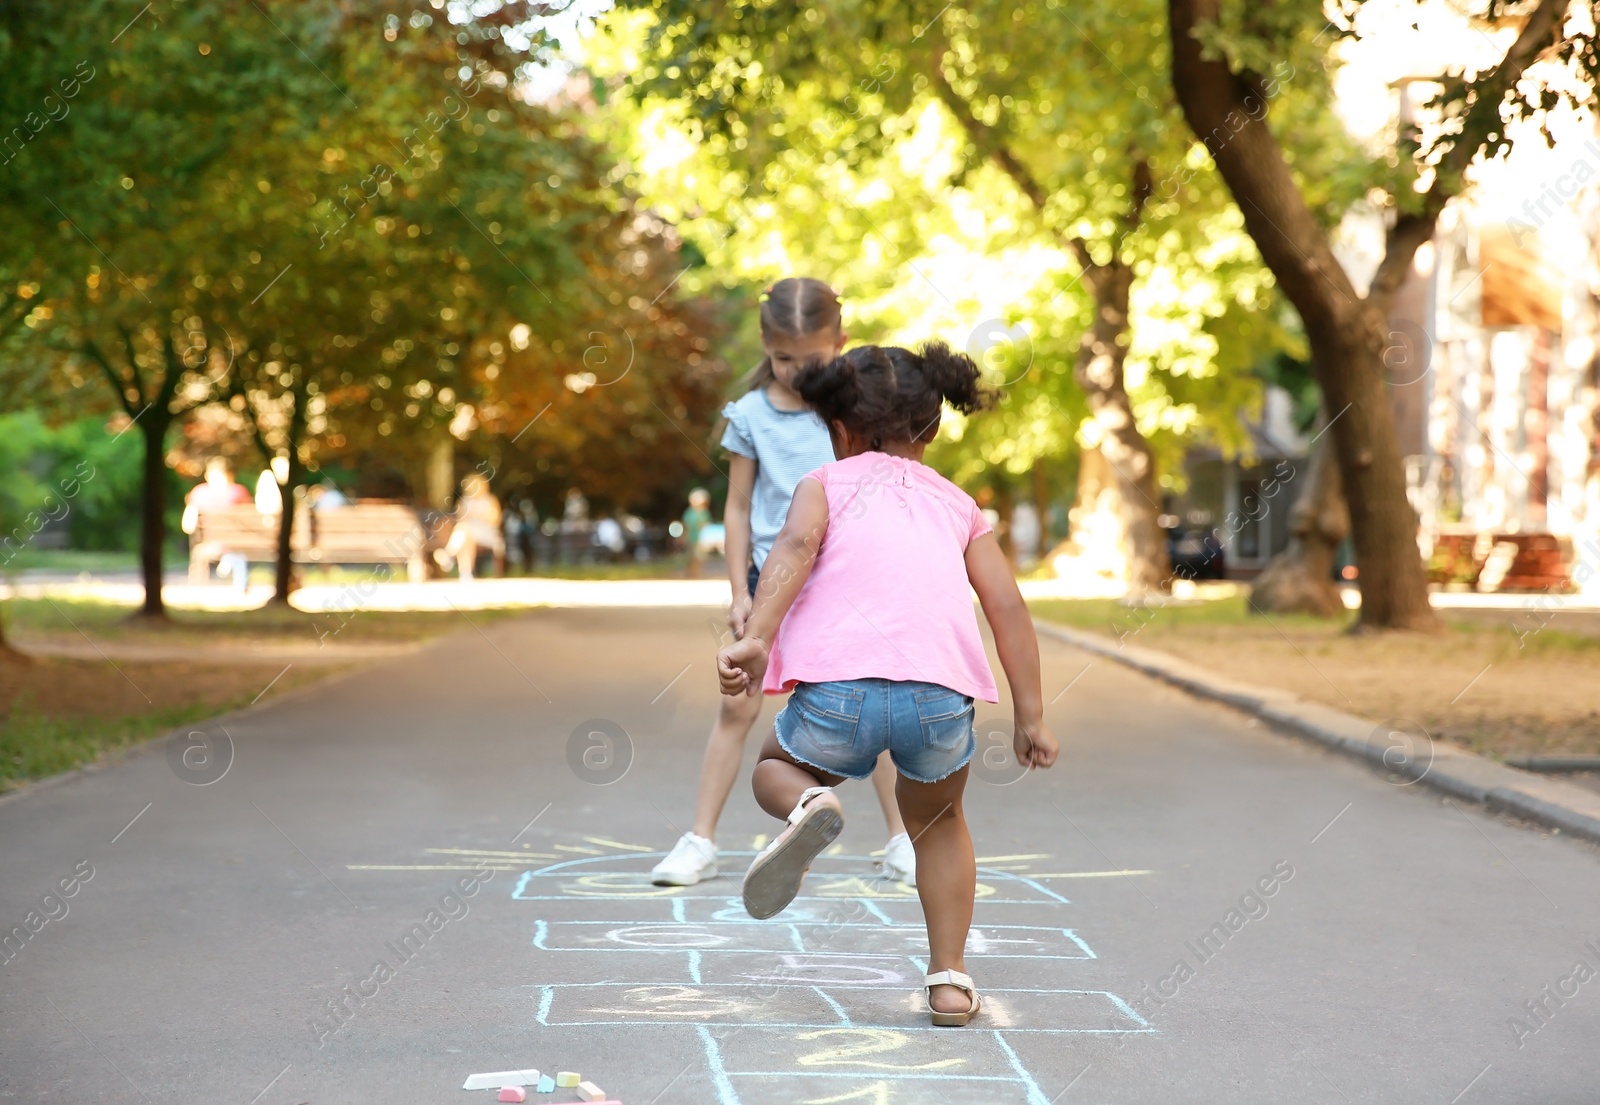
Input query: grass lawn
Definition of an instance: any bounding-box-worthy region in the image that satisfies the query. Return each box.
[0,597,526,792]
[3,548,143,574]
[1029,594,1600,761]
[3,595,521,647]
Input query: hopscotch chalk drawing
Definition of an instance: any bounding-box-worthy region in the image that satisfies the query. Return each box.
[511,843,1154,1105]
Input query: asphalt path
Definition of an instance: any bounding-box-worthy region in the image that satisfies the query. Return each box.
[3,605,1598,1104]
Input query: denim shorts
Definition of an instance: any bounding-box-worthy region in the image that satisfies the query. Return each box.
[774,678,976,784]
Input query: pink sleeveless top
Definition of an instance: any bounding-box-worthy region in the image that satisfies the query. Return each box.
[763,452,998,702]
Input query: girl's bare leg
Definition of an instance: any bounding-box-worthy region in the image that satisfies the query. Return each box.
[870,752,907,837]
[690,691,764,841]
[751,732,845,820]
[896,765,975,1015]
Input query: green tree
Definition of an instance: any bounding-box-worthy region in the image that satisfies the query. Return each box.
[4,0,724,609]
[606,0,1306,592]
[1,0,347,617]
[1168,0,1597,629]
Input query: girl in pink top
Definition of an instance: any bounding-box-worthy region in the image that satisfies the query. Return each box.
[718,341,1060,1028]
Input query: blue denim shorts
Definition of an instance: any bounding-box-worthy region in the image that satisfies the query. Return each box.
[774,678,976,784]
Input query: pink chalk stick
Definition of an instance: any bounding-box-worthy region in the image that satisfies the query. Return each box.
[497,1088,526,1103]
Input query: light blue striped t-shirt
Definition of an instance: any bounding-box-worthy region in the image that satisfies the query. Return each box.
[720,387,837,569]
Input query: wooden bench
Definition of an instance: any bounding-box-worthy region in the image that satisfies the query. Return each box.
[302,501,428,582]
[190,501,428,583]
[1428,532,1571,591]
[187,505,306,583]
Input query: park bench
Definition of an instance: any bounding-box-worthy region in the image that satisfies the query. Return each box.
[301,501,429,582]
[190,501,428,583]
[1429,531,1571,592]
[187,505,306,583]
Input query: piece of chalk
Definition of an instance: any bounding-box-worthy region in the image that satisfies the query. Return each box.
[536,1075,555,1093]
[555,1071,581,1087]
[576,1082,606,1102]
[497,1089,526,1103]
[463,1070,540,1090]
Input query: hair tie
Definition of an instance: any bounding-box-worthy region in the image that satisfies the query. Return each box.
[759,285,773,303]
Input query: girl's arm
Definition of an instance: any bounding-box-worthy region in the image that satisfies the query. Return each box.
[965,532,1059,769]
[723,453,757,635]
[717,476,828,696]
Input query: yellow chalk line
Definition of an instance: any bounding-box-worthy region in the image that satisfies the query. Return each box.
[425,848,557,860]
[583,837,657,853]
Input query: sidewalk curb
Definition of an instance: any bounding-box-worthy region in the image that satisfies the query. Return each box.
[1034,619,1600,846]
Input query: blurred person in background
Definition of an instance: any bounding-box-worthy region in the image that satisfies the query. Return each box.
[254,456,289,516]
[593,516,626,561]
[683,487,712,578]
[434,472,504,581]
[516,500,538,572]
[182,457,252,589]
[307,482,347,511]
[504,500,526,573]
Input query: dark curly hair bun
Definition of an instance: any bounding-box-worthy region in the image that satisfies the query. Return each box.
[917,340,987,414]
[796,342,993,450]
[794,347,871,424]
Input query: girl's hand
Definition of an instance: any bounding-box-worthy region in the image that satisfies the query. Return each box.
[728,591,753,638]
[1015,717,1059,770]
[718,635,770,697]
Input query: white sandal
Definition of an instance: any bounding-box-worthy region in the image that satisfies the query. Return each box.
[925,969,982,1027]
[742,787,843,920]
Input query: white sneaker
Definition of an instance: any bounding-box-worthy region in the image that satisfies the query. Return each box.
[882,832,917,886]
[651,832,718,886]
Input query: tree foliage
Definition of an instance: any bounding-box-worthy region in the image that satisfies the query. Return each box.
[1,0,728,607]
[601,0,1322,587]
[1169,0,1595,627]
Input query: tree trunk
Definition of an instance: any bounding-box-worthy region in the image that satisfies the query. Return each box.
[1168,0,1439,631]
[0,600,24,661]
[1250,427,1349,617]
[992,482,1014,562]
[928,51,1166,595]
[136,413,172,619]
[1069,259,1170,598]
[267,406,308,607]
[1316,330,1437,629]
[426,436,454,512]
[1032,458,1051,535]
[270,476,297,606]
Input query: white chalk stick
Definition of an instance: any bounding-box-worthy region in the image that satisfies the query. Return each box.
[462,1069,540,1090]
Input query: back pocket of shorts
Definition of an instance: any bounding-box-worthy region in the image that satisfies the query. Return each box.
[913,686,973,751]
[795,681,866,748]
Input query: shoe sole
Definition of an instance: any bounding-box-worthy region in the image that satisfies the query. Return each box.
[742,805,843,919]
